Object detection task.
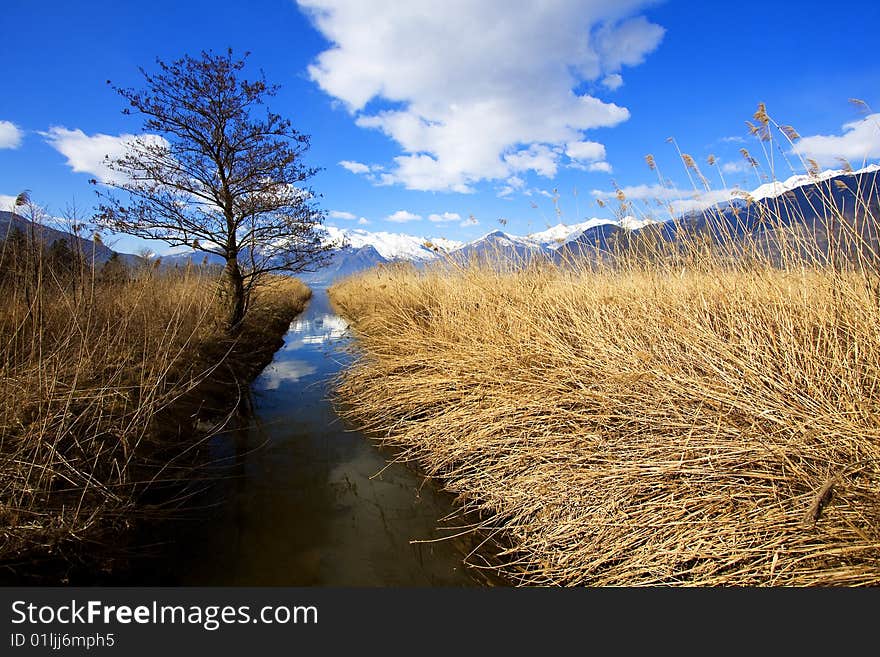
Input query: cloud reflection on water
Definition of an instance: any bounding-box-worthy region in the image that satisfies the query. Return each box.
[282,313,349,351]
[260,360,319,390]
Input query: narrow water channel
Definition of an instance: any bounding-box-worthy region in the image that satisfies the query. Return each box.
[129,289,487,586]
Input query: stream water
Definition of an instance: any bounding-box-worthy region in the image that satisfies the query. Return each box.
[124,289,487,586]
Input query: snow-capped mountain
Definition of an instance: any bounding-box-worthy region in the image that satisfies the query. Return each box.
[454,215,664,259]
[746,163,880,203]
[451,230,552,263]
[322,225,462,261]
[555,222,627,260]
[619,215,659,231]
[524,218,615,248]
[153,163,879,284]
[427,236,464,253]
[661,165,880,253]
[297,244,388,286]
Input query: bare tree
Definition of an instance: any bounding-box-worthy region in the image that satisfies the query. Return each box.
[94,48,330,329]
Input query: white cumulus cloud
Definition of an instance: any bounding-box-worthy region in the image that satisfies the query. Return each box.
[565,141,611,173]
[0,121,24,149]
[793,113,880,167]
[504,144,561,178]
[329,210,358,220]
[299,0,664,192]
[566,140,606,162]
[586,161,613,173]
[42,127,167,183]
[386,209,422,223]
[594,16,665,72]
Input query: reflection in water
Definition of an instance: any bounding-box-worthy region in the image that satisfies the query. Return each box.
[281,313,350,351]
[260,359,318,390]
[294,313,349,342]
[127,289,485,586]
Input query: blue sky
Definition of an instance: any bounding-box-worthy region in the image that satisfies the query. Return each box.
[2,0,879,254]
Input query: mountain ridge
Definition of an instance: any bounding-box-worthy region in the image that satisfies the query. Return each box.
[0,211,143,267]
[6,163,875,284]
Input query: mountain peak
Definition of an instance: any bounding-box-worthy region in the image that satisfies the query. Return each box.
[322,225,462,261]
[745,163,880,203]
[300,162,880,283]
[526,218,615,247]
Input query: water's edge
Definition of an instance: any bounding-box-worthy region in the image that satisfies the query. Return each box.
[121,289,490,586]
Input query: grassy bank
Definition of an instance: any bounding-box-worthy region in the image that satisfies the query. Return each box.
[0,247,310,571]
[329,238,880,586]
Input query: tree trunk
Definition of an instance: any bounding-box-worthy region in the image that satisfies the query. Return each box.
[222,256,246,331]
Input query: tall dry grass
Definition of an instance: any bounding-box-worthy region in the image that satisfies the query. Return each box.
[329,114,880,586]
[0,220,310,565]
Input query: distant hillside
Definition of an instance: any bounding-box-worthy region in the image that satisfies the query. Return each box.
[554,223,627,263]
[300,167,880,282]
[659,167,880,263]
[161,250,227,268]
[7,164,873,286]
[159,243,390,286]
[298,245,388,286]
[450,230,553,264]
[667,167,880,237]
[0,211,143,266]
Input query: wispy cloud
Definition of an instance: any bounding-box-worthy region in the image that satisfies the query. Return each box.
[587,161,613,173]
[592,184,734,215]
[330,209,370,224]
[428,212,461,223]
[300,0,664,192]
[721,160,748,174]
[497,175,526,198]
[601,74,624,91]
[338,159,371,174]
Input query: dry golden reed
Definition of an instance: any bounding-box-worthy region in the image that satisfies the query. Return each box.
[331,259,880,586]
[0,241,310,562]
[329,132,880,585]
